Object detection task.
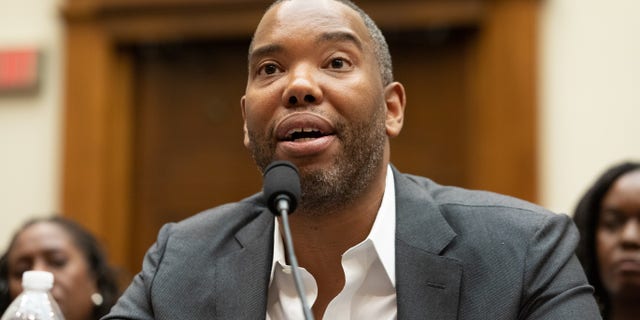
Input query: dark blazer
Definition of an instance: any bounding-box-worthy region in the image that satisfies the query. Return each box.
[104,167,601,319]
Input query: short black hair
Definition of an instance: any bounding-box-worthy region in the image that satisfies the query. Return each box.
[573,161,640,316]
[0,216,120,318]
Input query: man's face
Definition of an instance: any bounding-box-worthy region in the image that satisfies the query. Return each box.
[596,170,640,300]
[241,0,402,212]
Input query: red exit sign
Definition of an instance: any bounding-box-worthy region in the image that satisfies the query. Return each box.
[0,48,40,94]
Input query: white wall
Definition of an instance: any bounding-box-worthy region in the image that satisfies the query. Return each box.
[539,0,640,214]
[0,0,63,250]
[1,0,639,250]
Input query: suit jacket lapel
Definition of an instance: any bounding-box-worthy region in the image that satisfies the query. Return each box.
[393,167,463,319]
[213,206,274,319]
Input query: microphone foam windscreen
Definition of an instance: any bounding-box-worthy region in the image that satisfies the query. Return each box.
[263,160,301,215]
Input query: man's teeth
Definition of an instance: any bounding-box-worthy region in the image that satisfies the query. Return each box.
[290,128,318,134]
[287,128,323,141]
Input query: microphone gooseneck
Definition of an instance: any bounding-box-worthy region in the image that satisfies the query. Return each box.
[263,161,314,320]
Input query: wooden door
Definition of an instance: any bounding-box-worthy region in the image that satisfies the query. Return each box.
[389,29,474,185]
[130,40,261,266]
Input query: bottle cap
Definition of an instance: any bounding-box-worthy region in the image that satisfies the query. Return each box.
[22,271,54,290]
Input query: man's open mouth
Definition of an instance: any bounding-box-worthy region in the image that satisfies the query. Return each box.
[275,113,336,144]
[283,128,330,142]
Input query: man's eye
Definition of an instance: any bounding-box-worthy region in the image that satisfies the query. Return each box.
[330,58,345,69]
[260,63,280,75]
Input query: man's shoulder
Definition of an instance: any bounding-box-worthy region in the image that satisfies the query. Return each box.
[396,170,577,267]
[397,171,564,234]
[165,193,268,238]
[401,172,554,215]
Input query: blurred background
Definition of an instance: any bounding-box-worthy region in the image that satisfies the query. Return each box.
[1,0,639,278]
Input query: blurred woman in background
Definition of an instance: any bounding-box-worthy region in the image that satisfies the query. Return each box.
[574,161,640,319]
[0,216,120,320]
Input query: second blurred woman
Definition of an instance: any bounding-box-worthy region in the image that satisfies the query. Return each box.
[574,161,640,320]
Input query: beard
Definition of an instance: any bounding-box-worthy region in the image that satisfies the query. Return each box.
[247,106,387,216]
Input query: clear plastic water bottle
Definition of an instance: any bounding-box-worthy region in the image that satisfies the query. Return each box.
[1,271,65,320]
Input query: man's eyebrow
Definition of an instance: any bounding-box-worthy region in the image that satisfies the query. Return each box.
[316,31,363,50]
[248,31,362,63]
[249,44,283,63]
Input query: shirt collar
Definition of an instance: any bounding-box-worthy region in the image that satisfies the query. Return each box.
[370,164,396,285]
[270,164,397,285]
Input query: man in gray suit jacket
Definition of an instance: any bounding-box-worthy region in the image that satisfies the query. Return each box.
[105,0,601,319]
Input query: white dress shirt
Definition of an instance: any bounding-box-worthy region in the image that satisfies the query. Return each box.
[266,165,397,320]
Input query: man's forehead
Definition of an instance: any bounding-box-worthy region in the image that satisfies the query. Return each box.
[252,0,368,48]
[267,0,348,17]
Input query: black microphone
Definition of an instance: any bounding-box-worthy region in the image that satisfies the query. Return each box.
[264,160,300,216]
[263,161,314,320]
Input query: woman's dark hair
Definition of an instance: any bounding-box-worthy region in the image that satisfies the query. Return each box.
[573,161,640,317]
[0,216,120,318]
[0,254,8,313]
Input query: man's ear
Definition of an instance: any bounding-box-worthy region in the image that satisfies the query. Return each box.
[384,82,406,138]
[240,96,250,148]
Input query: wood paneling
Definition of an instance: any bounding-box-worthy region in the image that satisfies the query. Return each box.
[62,22,134,269]
[62,1,486,42]
[130,41,260,267]
[390,29,475,186]
[465,0,538,200]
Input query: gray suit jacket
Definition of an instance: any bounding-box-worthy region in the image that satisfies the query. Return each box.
[104,167,601,319]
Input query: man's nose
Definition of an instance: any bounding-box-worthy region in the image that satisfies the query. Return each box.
[283,64,322,108]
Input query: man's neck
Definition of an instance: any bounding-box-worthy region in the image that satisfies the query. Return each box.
[286,163,388,257]
[280,164,389,319]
